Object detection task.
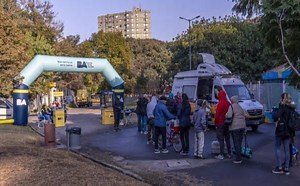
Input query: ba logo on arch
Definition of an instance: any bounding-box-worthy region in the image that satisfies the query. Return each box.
[77,61,94,68]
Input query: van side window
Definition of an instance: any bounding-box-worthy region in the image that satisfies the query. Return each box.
[197,79,213,101]
[182,85,196,101]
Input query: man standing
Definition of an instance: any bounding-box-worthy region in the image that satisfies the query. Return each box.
[112,95,121,131]
[153,96,176,154]
[136,94,148,134]
[214,89,231,159]
[146,95,157,144]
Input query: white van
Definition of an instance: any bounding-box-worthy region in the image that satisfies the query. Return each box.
[0,98,13,120]
[172,53,264,131]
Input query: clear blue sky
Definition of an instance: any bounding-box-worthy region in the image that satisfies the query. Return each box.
[50,0,235,41]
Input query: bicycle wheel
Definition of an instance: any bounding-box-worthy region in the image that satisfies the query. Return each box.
[172,133,182,152]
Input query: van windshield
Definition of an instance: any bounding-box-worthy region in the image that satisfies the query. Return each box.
[223,85,251,100]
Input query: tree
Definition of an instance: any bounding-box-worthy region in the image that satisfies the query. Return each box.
[231,0,262,18]
[79,31,133,93]
[127,38,172,93]
[0,0,30,97]
[261,0,300,78]
[169,16,280,82]
[54,35,85,92]
[232,0,300,80]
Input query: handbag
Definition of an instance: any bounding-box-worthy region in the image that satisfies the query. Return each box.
[232,133,253,158]
[241,134,252,158]
[224,105,234,126]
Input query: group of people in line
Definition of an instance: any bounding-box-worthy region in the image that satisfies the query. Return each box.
[135,89,247,161]
[136,92,192,154]
[133,89,298,175]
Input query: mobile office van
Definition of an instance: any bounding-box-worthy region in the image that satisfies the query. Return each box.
[172,53,264,131]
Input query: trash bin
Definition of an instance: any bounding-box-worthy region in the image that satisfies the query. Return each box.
[53,109,65,127]
[66,126,81,150]
[44,122,56,147]
[101,108,114,125]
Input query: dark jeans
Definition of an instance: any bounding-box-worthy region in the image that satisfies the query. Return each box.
[154,126,166,149]
[216,125,231,155]
[113,110,120,129]
[180,126,190,153]
[147,118,155,141]
[275,136,290,169]
[137,114,142,132]
[231,129,245,161]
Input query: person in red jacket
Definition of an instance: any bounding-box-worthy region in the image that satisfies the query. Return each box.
[214,89,232,159]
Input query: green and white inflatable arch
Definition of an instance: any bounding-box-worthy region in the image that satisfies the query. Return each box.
[13,55,124,125]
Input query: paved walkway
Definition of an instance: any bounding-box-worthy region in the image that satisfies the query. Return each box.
[29,107,300,186]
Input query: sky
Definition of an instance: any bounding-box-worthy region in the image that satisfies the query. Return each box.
[50,0,235,42]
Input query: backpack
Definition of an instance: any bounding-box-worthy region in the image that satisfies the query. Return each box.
[288,110,300,131]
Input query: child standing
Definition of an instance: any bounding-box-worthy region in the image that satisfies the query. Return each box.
[192,99,207,159]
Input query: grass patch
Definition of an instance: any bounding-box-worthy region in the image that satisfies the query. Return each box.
[0,125,148,186]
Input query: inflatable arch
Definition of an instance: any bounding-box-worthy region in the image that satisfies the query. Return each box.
[13,55,124,125]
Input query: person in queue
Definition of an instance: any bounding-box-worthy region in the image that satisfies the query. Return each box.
[272,92,294,175]
[153,96,176,154]
[177,93,192,155]
[214,89,232,159]
[226,96,247,163]
[146,95,157,144]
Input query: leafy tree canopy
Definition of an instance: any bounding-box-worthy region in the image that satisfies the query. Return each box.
[169,16,281,82]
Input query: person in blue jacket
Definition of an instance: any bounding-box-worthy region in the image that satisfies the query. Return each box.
[153,96,176,154]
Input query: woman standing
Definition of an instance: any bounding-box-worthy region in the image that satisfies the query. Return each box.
[177,93,191,155]
[226,96,247,164]
[272,92,293,175]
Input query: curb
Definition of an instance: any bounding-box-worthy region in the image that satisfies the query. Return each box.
[29,124,145,183]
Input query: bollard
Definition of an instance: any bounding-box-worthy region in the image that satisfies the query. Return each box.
[44,122,56,147]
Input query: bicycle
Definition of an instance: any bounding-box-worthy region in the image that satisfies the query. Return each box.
[158,120,182,152]
[123,108,136,125]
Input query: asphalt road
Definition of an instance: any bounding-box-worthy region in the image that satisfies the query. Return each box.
[30,106,300,186]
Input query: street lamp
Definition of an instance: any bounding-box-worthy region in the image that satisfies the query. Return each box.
[179,15,200,70]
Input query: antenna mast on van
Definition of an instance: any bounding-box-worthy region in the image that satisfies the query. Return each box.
[199,53,216,64]
[197,53,232,75]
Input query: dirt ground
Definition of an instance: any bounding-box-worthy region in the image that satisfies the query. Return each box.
[0,125,148,186]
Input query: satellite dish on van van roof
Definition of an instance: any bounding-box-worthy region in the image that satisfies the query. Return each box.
[199,53,215,64]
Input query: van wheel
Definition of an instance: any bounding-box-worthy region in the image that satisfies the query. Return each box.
[251,126,258,131]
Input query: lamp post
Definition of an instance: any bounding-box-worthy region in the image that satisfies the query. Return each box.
[179,15,200,70]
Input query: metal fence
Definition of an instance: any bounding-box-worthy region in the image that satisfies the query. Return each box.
[247,80,300,113]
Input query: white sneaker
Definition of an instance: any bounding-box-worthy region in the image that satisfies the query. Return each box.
[144,131,148,135]
[161,149,169,154]
[154,149,160,154]
[215,154,224,160]
[233,160,242,164]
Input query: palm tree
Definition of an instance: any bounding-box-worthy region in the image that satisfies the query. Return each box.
[231,0,262,18]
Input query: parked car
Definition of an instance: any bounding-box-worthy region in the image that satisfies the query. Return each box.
[0,98,13,119]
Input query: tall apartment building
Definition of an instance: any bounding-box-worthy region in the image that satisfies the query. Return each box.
[98,7,151,39]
